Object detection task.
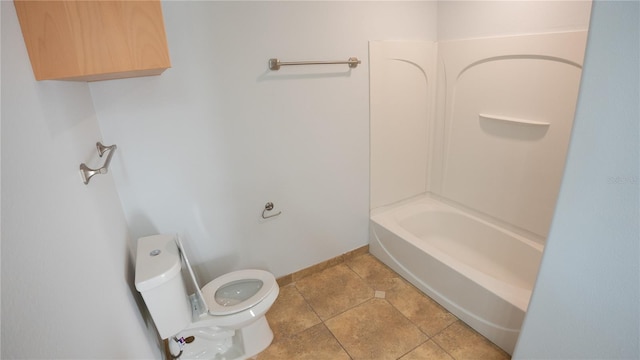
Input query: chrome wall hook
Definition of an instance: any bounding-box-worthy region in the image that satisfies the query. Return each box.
[262,202,282,219]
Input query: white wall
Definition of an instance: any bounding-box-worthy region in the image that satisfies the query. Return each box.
[1,3,157,358]
[89,1,437,282]
[514,1,639,358]
[438,0,592,40]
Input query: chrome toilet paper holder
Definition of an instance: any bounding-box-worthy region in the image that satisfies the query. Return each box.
[262,202,281,219]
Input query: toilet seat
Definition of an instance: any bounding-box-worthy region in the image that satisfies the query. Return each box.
[201,269,277,316]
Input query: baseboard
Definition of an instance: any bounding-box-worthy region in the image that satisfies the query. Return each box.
[276,245,369,287]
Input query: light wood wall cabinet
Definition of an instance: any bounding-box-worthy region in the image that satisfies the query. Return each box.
[14,0,171,81]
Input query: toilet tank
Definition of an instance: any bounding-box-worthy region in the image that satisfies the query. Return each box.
[135,234,192,339]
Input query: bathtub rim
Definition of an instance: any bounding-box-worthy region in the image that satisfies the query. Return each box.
[372,193,547,248]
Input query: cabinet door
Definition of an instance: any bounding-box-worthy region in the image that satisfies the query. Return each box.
[14,0,171,81]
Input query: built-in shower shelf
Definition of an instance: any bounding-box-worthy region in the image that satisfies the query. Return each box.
[479,114,550,126]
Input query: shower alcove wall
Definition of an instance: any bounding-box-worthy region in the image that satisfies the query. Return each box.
[369,31,588,354]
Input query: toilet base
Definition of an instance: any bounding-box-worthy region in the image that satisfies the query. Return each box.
[238,316,274,359]
[170,316,274,360]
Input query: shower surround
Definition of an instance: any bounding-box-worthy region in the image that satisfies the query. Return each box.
[369,31,588,354]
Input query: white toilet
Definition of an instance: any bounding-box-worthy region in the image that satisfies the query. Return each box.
[134,234,279,360]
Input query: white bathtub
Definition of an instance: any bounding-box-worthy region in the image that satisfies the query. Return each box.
[369,195,543,354]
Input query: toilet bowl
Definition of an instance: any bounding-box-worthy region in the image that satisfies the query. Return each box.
[134,234,279,360]
[199,269,279,328]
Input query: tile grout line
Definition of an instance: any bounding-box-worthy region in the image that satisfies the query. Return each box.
[428,320,461,360]
[292,260,391,360]
[344,257,433,344]
[269,283,323,344]
[322,319,355,360]
[294,263,378,323]
[292,277,362,360]
[343,254,461,360]
[342,259,434,360]
[395,338,429,360]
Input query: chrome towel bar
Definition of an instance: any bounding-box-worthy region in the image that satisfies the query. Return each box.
[268,57,361,71]
[80,142,117,185]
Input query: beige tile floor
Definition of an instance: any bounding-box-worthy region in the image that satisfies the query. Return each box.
[256,253,511,360]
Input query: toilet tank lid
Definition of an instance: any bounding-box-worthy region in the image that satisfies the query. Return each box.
[135,234,182,292]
